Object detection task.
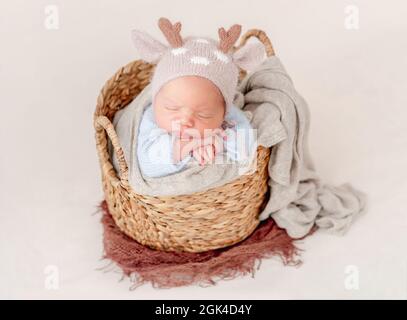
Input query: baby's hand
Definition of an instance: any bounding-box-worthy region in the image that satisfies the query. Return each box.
[191,128,227,166]
[192,144,216,166]
[172,136,195,163]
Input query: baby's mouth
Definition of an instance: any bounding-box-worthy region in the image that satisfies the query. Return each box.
[180,130,194,140]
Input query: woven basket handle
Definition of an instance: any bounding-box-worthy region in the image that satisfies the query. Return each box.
[236,29,275,57]
[94,116,129,184]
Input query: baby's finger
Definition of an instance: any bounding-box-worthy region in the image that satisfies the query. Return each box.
[193,147,204,166]
[201,147,209,164]
[213,137,224,154]
[200,146,210,165]
[199,135,213,147]
[219,130,228,142]
[203,145,214,164]
[199,149,206,166]
[209,145,216,159]
[213,128,227,139]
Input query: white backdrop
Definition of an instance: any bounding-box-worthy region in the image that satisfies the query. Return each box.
[1,0,406,299]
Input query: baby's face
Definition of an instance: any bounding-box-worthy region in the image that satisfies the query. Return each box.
[153,76,225,137]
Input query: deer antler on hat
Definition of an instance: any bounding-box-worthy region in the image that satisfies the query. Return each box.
[218,24,242,53]
[158,17,183,48]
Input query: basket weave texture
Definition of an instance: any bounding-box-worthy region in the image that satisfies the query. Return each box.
[94,29,275,253]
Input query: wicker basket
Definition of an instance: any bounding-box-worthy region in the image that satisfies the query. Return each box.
[94,29,275,253]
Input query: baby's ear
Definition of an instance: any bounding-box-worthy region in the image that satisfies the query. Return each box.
[131,29,168,63]
[232,39,267,71]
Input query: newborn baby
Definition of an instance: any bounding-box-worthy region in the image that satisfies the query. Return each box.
[131,17,267,178]
[137,75,257,178]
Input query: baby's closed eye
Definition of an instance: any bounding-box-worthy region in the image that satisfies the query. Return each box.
[164,105,181,111]
[163,106,213,118]
[197,112,215,119]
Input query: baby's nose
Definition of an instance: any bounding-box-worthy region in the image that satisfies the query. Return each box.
[180,112,194,127]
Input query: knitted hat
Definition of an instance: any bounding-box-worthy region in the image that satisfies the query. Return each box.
[131,17,267,116]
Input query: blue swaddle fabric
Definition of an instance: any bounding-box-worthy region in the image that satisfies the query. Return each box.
[137,102,257,178]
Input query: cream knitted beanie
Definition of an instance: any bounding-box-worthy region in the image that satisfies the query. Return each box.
[131,17,267,115]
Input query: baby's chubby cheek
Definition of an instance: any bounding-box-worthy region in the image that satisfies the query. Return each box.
[152,106,173,133]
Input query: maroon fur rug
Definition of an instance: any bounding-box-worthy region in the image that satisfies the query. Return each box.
[97,200,315,289]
